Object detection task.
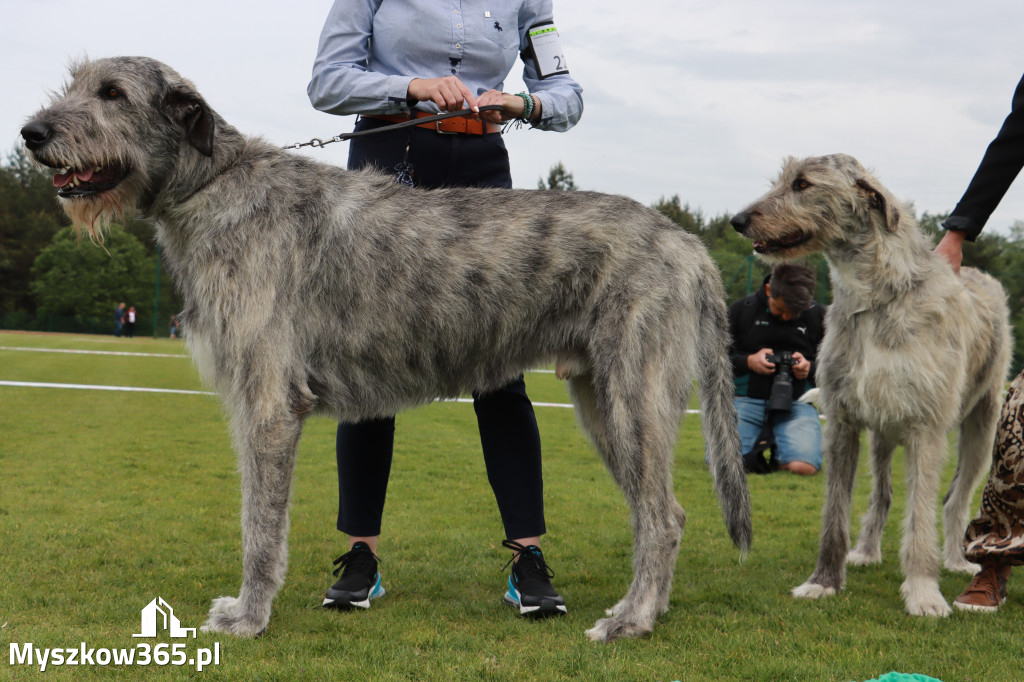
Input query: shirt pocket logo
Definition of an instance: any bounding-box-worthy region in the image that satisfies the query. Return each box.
[482,12,519,50]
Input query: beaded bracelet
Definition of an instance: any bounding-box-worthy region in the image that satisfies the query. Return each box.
[516,92,534,121]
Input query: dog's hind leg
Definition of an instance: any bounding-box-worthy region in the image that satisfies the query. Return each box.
[942,392,999,574]
[569,371,685,642]
[848,431,895,566]
[793,418,861,600]
[202,383,309,637]
[899,429,951,617]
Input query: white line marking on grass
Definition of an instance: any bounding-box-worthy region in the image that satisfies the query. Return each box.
[0,380,215,396]
[0,381,577,406]
[0,346,188,359]
[439,397,573,409]
[0,347,559,374]
[0,381,703,414]
[1,351,701,414]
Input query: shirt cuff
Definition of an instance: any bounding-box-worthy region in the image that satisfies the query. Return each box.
[387,76,417,112]
[940,215,983,242]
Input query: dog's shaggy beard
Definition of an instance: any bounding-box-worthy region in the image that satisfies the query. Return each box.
[34,146,147,242]
[60,186,135,242]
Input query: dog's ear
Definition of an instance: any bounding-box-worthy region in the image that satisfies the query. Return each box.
[162,85,215,157]
[855,177,899,232]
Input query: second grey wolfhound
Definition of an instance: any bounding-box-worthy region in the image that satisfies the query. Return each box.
[732,154,1011,616]
[21,56,751,640]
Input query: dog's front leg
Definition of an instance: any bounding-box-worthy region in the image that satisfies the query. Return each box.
[900,429,952,617]
[848,431,896,565]
[793,419,860,599]
[202,406,304,637]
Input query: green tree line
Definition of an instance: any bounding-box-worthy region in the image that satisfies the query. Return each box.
[0,147,182,336]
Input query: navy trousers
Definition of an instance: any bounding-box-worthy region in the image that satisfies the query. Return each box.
[336,118,546,540]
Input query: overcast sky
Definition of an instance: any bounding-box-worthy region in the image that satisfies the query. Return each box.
[4,0,1024,234]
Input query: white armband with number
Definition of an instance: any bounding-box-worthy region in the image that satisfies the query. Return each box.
[527,22,570,79]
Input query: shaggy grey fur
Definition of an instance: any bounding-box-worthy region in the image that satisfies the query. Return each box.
[21,56,751,640]
[732,154,1011,616]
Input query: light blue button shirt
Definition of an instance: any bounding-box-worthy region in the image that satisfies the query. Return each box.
[308,0,583,132]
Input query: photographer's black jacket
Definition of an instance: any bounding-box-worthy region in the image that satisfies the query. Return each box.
[728,276,826,400]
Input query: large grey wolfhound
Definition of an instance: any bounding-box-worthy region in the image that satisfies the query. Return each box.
[731,154,1011,616]
[21,56,752,640]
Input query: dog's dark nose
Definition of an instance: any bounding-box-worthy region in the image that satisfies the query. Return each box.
[730,211,750,233]
[21,120,51,151]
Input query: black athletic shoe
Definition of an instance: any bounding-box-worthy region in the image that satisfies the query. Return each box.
[323,542,385,609]
[501,540,567,618]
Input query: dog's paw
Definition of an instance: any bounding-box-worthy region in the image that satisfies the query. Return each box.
[847,547,882,566]
[792,581,837,600]
[901,579,951,618]
[200,596,268,637]
[944,556,981,575]
[904,597,952,618]
[585,615,653,642]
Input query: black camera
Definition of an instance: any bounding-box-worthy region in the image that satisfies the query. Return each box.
[766,351,796,412]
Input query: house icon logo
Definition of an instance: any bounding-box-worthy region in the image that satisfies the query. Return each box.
[132,597,197,638]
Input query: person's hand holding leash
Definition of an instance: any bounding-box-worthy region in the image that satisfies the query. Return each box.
[475,89,540,123]
[408,76,479,113]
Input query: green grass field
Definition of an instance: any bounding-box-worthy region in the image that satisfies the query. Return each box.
[1,331,1021,681]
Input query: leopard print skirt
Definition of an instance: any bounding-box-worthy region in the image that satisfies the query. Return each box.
[963,370,1024,565]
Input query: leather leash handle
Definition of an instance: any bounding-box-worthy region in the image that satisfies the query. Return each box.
[340,105,506,140]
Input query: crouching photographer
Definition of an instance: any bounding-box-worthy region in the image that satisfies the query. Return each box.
[728,263,825,475]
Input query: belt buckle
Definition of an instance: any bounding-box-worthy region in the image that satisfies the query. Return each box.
[435,119,459,135]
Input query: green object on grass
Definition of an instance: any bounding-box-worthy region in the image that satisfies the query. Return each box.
[860,673,943,682]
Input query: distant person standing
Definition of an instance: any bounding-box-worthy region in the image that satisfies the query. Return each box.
[114,302,126,337]
[125,306,137,338]
[169,314,178,339]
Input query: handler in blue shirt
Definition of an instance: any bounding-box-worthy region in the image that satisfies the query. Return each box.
[309,0,583,619]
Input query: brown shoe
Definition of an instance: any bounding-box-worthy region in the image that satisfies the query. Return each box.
[954,565,1011,613]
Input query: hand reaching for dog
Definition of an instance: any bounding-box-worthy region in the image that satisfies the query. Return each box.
[935,230,965,275]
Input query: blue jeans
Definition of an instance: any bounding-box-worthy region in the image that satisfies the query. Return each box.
[734,396,823,470]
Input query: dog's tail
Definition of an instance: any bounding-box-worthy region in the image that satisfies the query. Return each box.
[696,285,753,557]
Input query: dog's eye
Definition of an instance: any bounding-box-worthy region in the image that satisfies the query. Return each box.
[792,178,811,191]
[101,86,122,101]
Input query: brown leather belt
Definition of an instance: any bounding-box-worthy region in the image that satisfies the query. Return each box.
[363,112,502,135]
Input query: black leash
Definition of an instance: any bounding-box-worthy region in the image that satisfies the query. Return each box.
[284,105,507,150]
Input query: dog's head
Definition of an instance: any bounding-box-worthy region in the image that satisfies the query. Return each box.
[20,56,216,240]
[730,154,903,261]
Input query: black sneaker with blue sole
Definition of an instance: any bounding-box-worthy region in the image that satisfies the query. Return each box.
[501,540,567,618]
[323,542,385,610]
